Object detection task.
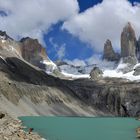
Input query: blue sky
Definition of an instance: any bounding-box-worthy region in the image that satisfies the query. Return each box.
[45,0,104,61]
[44,0,140,61]
[44,0,103,61]
[0,0,140,63]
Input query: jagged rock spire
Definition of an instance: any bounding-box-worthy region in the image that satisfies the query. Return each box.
[103,39,120,61]
[121,22,136,58]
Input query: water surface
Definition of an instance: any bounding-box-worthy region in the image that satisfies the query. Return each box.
[19,116,140,140]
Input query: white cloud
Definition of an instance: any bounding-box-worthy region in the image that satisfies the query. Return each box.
[62,0,140,53]
[65,59,86,67]
[57,44,66,60]
[0,0,79,45]
[49,37,66,59]
[64,54,116,69]
[86,55,116,70]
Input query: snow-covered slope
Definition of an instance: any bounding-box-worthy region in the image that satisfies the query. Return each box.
[56,59,140,81]
[56,60,117,79]
[41,59,57,73]
[103,62,140,81]
[61,71,90,79]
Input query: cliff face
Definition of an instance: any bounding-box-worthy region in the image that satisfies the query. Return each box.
[136,37,140,61]
[121,22,137,58]
[63,78,140,117]
[20,37,49,70]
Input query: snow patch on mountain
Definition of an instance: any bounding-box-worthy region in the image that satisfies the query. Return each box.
[103,69,140,81]
[61,71,90,79]
[41,60,57,73]
[103,63,140,81]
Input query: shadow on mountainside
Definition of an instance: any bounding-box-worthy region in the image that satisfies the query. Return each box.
[0,57,59,86]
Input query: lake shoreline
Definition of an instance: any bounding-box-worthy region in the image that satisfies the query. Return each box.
[0,111,45,140]
[1,112,139,140]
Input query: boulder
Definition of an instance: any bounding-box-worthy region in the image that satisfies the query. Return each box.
[136,127,140,137]
[103,39,120,61]
[90,67,103,80]
[133,64,140,76]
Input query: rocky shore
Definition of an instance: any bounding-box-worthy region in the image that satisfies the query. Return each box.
[0,112,44,140]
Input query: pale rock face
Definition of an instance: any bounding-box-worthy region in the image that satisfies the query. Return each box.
[0,31,22,58]
[103,39,120,61]
[121,22,136,58]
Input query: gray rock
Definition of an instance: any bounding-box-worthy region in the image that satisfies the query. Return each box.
[118,56,137,73]
[90,67,103,80]
[55,60,68,66]
[121,22,137,58]
[103,39,120,61]
[133,65,140,76]
[136,37,140,61]
[122,56,137,64]
[0,113,5,119]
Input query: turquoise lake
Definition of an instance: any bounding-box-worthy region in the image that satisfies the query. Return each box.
[19,116,140,140]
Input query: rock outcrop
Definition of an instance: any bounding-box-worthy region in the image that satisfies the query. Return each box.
[136,37,140,61]
[20,37,49,70]
[103,39,120,61]
[90,67,103,80]
[133,64,140,76]
[118,56,137,73]
[121,22,137,58]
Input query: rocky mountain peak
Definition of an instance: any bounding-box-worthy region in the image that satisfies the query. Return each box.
[0,31,7,36]
[103,39,120,61]
[0,30,13,40]
[20,37,49,70]
[121,22,137,58]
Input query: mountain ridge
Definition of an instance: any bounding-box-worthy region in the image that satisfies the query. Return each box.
[0,23,140,118]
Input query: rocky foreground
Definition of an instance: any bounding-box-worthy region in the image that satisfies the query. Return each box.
[0,112,43,140]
